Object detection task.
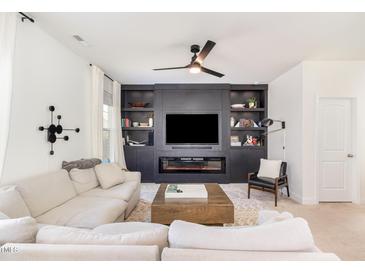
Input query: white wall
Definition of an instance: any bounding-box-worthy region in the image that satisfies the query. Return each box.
[269,61,365,204]
[1,18,92,184]
[302,61,365,204]
[268,63,304,203]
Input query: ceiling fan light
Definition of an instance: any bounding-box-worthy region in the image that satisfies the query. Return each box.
[189,63,201,74]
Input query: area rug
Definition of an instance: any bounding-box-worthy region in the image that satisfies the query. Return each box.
[126,183,288,226]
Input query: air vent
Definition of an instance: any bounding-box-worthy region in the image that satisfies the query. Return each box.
[72,35,89,47]
[73,35,84,42]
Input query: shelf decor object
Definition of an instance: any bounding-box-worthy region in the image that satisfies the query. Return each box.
[38,105,80,155]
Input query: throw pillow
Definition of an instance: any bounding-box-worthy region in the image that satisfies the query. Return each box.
[257,159,282,179]
[37,223,169,251]
[0,185,31,218]
[0,216,38,245]
[62,158,102,172]
[69,168,99,194]
[0,211,9,220]
[94,163,126,189]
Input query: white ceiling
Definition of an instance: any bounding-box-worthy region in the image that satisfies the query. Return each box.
[32,12,365,84]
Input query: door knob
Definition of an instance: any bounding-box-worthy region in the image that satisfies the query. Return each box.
[347,154,354,158]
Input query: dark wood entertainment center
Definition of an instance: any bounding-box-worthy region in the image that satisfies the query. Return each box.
[121,84,268,183]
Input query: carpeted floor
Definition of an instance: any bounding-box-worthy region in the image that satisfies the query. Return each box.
[126,183,365,260]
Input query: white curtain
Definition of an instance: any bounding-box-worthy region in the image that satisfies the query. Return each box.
[0,13,17,181]
[90,65,104,159]
[112,81,127,169]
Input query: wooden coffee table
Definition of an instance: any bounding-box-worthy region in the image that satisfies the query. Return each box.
[151,183,234,225]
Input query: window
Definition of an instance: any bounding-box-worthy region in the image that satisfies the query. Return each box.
[102,104,113,162]
[102,76,114,162]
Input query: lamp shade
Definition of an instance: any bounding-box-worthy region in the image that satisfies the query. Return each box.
[260,118,274,127]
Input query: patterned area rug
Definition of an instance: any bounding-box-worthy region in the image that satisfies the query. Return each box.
[126,183,290,226]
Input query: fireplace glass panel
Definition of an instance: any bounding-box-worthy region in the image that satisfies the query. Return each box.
[159,157,226,174]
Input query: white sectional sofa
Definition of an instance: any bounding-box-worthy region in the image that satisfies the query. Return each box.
[5,169,141,229]
[0,167,340,261]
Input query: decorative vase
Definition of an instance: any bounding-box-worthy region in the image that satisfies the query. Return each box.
[230,117,235,127]
[248,102,256,108]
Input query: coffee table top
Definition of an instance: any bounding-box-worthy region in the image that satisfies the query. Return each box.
[152,183,233,206]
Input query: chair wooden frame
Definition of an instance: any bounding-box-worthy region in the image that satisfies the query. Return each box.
[247,171,289,207]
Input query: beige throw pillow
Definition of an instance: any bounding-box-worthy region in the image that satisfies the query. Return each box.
[0,185,31,218]
[0,211,9,220]
[0,217,38,245]
[257,159,282,179]
[94,163,126,189]
[69,168,99,194]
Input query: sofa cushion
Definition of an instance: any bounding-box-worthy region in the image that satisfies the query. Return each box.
[257,159,282,179]
[14,170,77,217]
[0,217,38,245]
[35,196,127,229]
[81,180,139,202]
[168,219,315,252]
[37,222,169,251]
[62,158,102,172]
[93,222,169,251]
[69,168,99,194]
[0,185,31,218]
[94,163,126,189]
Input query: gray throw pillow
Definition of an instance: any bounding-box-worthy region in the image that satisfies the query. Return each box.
[62,158,102,172]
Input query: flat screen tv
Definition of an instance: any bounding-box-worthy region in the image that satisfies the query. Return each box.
[166,114,219,145]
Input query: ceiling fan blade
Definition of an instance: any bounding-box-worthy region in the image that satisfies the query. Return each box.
[195,40,216,63]
[153,65,188,71]
[201,66,224,78]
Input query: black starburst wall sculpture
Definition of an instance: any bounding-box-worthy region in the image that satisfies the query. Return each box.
[38,106,80,155]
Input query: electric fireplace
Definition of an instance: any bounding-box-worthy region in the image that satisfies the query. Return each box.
[159,157,226,174]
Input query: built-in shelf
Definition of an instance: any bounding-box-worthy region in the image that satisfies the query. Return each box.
[230,108,265,112]
[231,127,266,131]
[122,108,154,112]
[230,146,266,150]
[122,127,154,131]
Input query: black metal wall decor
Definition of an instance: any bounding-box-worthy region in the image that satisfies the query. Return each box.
[38,106,80,155]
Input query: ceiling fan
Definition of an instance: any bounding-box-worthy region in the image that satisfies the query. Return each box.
[153,40,224,78]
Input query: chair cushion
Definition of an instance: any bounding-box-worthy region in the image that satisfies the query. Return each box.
[257,159,282,179]
[168,218,315,252]
[81,180,139,202]
[37,222,169,251]
[249,177,287,189]
[0,217,38,245]
[14,170,77,217]
[0,185,31,218]
[94,163,126,189]
[36,196,127,229]
[69,168,99,194]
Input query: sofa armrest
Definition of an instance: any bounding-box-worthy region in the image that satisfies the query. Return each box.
[124,171,141,183]
[161,248,340,261]
[0,243,159,261]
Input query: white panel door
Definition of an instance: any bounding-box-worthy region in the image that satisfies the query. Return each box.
[318,98,353,202]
